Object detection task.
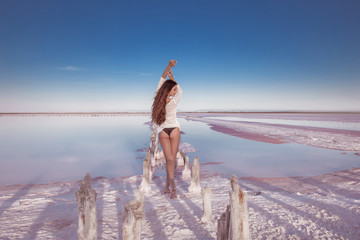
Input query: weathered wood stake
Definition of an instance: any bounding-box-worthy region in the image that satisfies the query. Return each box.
[149,125,159,177]
[182,155,191,180]
[75,173,97,240]
[177,150,185,166]
[217,175,250,240]
[217,205,230,240]
[122,191,145,240]
[201,187,213,223]
[139,149,151,193]
[188,156,201,193]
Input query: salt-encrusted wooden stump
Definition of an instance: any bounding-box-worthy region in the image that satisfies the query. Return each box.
[217,175,250,240]
[188,156,201,193]
[182,155,191,180]
[201,187,213,223]
[149,125,158,170]
[122,191,145,240]
[217,205,230,240]
[149,126,156,157]
[149,125,161,177]
[177,150,185,166]
[139,149,151,193]
[229,175,249,240]
[75,172,97,240]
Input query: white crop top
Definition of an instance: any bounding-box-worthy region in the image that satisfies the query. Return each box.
[154,77,183,134]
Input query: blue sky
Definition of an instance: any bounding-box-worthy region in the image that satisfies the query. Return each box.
[1,0,359,112]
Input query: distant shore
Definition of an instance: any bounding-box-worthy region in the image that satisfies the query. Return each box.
[0,112,151,116]
[1,111,360,116]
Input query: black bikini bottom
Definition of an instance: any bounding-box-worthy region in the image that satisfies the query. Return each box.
[162,127,176,136]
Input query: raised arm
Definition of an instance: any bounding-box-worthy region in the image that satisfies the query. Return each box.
[157,60,177,91]
[168,69,176,83]
[162,60,177,79]
[168,62,182,104]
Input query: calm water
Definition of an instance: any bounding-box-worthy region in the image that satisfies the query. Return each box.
[0,114,359,185]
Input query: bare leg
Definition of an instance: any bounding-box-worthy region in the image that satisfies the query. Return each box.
[170,128,180,175]
[159,128,180,198]
[169,128,180,198]
[159,131,173,194]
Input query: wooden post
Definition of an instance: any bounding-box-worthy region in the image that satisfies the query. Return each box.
[149,125,157,160]
[217,205,230,240]
[177,150,185,166]
[122,191,145,240]
[230,175,249,239]
[230,175,238,192]
[182,155,191,180]
[139,149,151,193]
[201,187,213,223]
[217,175,250,240]
[188,156,201,194]
[149,125,159,177]
[75,173,97,240]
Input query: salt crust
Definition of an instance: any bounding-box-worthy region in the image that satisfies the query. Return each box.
[184,113,360,151]
[0,168,359,239]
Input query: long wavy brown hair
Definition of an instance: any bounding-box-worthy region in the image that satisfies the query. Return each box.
[152,79,177,125]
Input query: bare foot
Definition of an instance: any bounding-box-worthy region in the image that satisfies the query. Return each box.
[169,179,177,199]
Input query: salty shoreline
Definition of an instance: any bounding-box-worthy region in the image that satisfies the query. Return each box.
[182,113,360,151]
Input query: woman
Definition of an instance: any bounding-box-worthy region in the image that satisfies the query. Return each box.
[152,59,182,199]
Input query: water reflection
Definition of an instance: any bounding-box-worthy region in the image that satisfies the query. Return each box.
[0,115,359,185]
[0,116,151,185]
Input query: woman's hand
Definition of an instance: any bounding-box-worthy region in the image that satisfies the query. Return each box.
[169,60,177,67]
[162,59,177,79]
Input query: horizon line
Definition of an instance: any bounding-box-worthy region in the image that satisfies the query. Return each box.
[1,110,360,115]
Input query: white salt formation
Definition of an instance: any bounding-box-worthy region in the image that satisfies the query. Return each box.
[122,191,145,240]
[182,155,191,180]
[188,156,201,194]
[75,173,97,240]
[188,114,360,151]
[177,150,185,166]
[139,149,151,193]
[217,175,250,240]
[201,187,213,223]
